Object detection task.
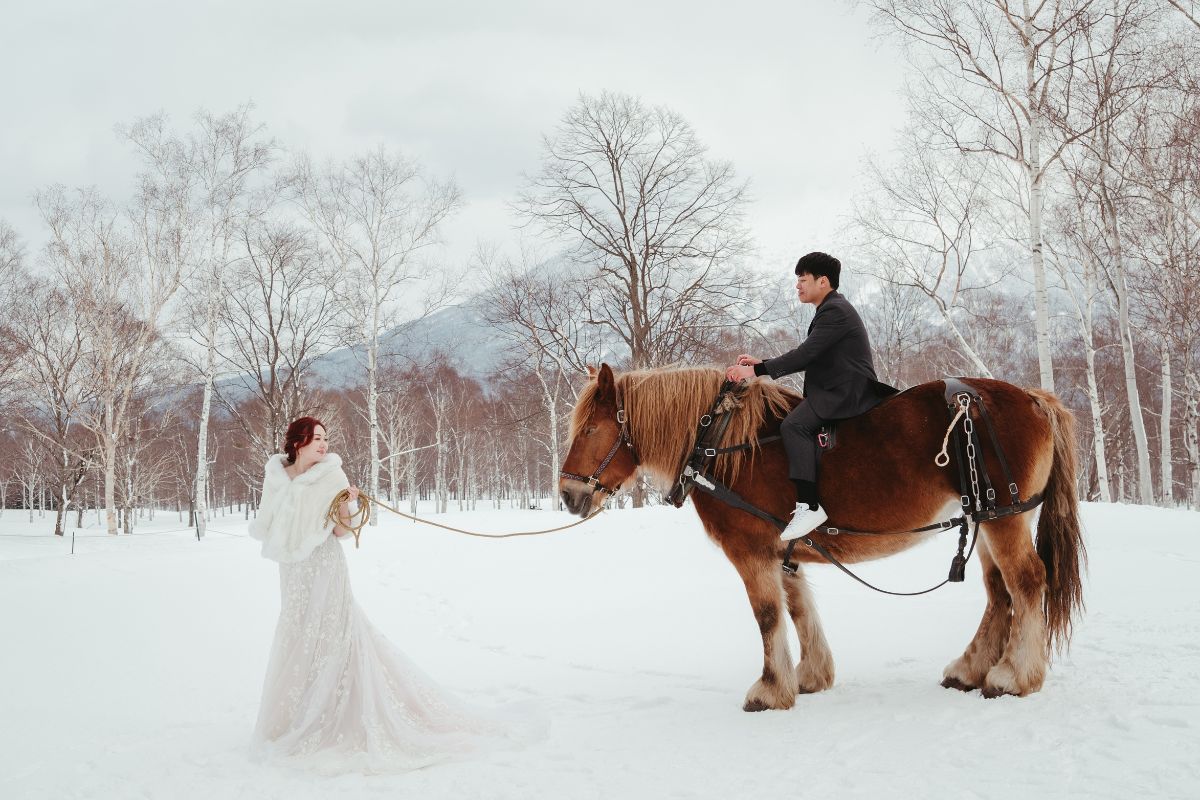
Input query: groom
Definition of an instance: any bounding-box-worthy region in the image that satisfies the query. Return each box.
[725,252,896,540]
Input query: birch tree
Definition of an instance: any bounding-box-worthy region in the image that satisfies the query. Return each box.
[849,129,1005,377]
[8,272,95,534]
[38,185,187,534]
[1127,95,1200,507]
[866,0,1110,391]
[291,146,461,524]
[1047,167,1115,501]
[482,251,609,506]
[377,377,419,504]
[0,221,27,408]
[120,106,275,538]
[1060,0,1184,504]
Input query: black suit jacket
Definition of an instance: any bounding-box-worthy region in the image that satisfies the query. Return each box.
[760,291,897,420]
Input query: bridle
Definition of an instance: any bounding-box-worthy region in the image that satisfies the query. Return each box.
[559,385,639,498]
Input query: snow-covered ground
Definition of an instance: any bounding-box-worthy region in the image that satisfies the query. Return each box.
[1,501,1197,799]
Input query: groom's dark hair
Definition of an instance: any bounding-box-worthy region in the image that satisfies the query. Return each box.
[794,251,841,290]
[284,416,325,464]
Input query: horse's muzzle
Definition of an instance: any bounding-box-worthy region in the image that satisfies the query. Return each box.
[559,482,595,517]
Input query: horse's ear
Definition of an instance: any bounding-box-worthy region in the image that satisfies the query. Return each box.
[596,363,615,397]
[586,365,598,379]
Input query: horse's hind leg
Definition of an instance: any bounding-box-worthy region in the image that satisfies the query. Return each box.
[783,568,835,694]
[942,537,1011,691]
[728,551,798,711]
[979,511,1049,697]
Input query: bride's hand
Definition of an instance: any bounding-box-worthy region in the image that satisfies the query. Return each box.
[348,487,360,503]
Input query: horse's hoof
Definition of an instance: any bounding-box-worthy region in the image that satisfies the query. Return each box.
[981,684,1015,699]
[796,663,835,695]
[941,676,976,692]
[743,698,770,712]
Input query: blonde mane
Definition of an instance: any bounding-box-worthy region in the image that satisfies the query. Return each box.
[569,367,799,488]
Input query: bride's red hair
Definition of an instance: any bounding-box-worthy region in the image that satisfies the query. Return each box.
[284,416,325,465]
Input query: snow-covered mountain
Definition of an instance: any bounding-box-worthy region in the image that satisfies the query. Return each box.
[210,303,512,404]
[307,303,510,387]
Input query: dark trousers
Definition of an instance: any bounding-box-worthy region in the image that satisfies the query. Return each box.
[780,401,826,483]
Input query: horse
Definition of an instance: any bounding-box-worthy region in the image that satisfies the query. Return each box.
[558,364,1085,711]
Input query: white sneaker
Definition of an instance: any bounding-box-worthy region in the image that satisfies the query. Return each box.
[780,503,828,541]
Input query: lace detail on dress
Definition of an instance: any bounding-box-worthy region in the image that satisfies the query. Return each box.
[252,535,540,773]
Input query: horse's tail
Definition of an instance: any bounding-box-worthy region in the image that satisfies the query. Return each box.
[1027,388,1087,653]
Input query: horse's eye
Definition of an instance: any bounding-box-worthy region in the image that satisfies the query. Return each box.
[585,425,597,436]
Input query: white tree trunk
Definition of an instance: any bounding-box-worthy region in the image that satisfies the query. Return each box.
[1025,23,1055,393]
[938,305,993,378]
[1022,158,1051,393]
[367,324,380,526]
[434,413,447,515]
[104,433,118,535]
[1160,341,1173,505]
[1084,336,1111,502]
[534,368,563,508]
[194,310,216,538]
[407,441,419,517]
[1074,264,1111,502]
[1107,199,1155,505]
[1185,370,1199,509]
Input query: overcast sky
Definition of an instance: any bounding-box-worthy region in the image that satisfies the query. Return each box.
[2,0,908,275]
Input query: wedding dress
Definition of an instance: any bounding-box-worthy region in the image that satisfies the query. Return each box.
[248,453,538,773]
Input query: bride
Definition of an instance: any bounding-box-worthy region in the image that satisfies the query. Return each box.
[248,415,538,773]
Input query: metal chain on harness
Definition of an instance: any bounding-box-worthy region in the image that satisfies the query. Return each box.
[962,395,983,513]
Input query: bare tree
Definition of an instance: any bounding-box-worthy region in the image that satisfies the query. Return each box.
[376,375,419,504]
[482,247,610,507]
[1127,96,1200,506]
[856,280,938,388]
[0,220,28,408]
[7,271,96,534]
[290,146,461,523]
[517,91,761,370]
[37,185,187,534]
[1053,0,1186,504]
[866,0,1110,391]
[848,129,1007,377]
[216,219,338,466]
[120,106,276,538]
[1166,0,1200,29]
[1047,165,1116,501]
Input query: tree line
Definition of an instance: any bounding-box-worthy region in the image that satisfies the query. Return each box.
[1,0,1197,535]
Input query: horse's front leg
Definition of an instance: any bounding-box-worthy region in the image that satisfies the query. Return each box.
[784,566,835,694]
[729,551,798,711]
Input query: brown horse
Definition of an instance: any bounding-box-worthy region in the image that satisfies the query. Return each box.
[559,364,1085,711]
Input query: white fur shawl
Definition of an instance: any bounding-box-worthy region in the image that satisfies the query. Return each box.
[248,453,350,564]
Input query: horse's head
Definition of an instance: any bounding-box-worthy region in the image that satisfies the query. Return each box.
[559,363,639,517]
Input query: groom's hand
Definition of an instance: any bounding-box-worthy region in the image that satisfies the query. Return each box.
[725,364,756,382]
[736,354,762,366]
[348,487,360,503]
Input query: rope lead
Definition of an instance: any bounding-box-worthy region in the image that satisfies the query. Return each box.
[324,489,604,549]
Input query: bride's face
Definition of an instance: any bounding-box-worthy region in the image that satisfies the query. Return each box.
[297,425,329,464]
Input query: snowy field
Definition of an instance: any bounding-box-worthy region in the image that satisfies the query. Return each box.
[1,501,1198,799]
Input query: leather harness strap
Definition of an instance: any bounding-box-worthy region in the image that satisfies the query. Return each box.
[559,384,638,496]
[672,378,1044,597]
